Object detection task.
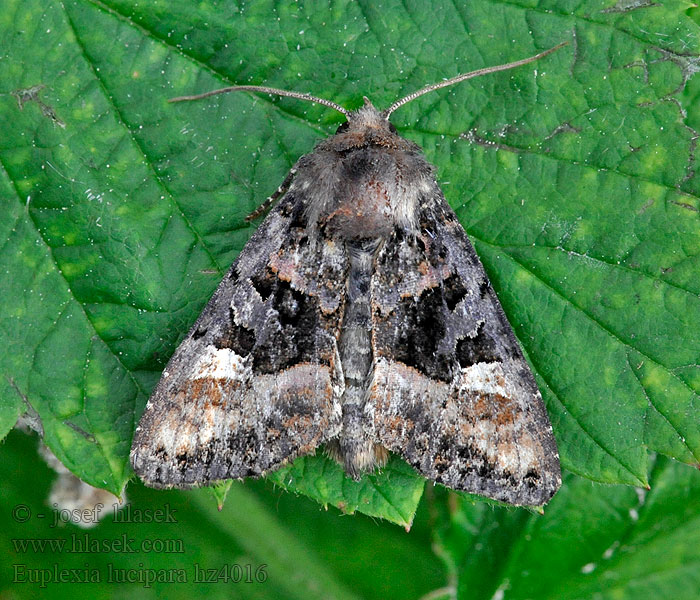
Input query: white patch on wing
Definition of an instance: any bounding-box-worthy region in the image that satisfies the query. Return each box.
[191,345,248,380]
[458,360,519,398]
[458,360,540,473]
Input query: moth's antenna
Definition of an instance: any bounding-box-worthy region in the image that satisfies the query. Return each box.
[383,42,569,118]
[169,85,350,117]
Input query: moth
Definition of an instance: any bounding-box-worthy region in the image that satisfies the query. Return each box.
[131,43,566,506]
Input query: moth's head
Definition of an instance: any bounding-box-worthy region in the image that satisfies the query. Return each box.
[332,97,403,148]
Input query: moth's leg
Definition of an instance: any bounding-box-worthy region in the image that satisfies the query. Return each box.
[245,167,297,222]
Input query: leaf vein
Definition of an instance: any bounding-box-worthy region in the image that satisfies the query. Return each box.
[625,351,699,462]
[64,3,225,277]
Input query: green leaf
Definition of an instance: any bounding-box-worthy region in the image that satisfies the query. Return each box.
[1,0,699,525]
[434,455,700,600]
[208,480,233,511]
[268,454,425,530]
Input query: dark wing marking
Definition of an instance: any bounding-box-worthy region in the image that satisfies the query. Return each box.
[369,186,561,505]
[131,190,347,488]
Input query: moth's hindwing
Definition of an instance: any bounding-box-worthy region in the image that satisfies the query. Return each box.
[130,191,346,488]
[369,188,561,506]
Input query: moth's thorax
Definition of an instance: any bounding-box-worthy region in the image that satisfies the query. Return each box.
[296,102,434,240]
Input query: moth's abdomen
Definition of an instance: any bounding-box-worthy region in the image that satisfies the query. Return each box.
[333,238,387,476]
